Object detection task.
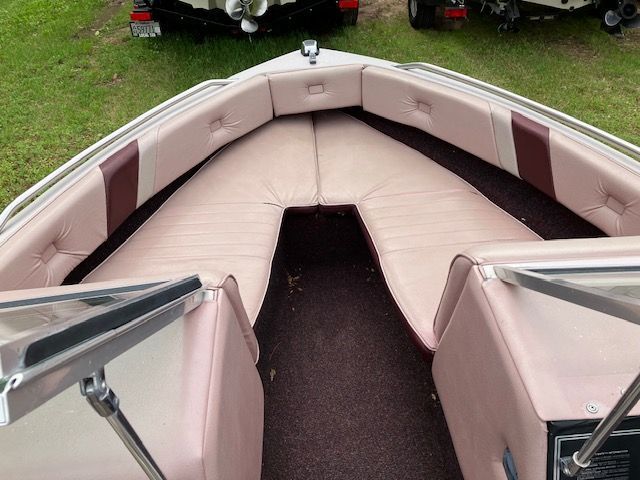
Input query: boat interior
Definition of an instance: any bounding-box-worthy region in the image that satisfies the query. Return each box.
[1,56,640,479]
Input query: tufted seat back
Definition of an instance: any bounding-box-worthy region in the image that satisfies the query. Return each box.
[268,64,363,116]
[362,66,502,168]
[154,75,274,192]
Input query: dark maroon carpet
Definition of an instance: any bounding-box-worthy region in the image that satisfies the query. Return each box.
[255,212,463,480]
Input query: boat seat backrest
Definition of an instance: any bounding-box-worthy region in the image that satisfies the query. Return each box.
[549,130,640,236]
[360,66,640,237]
[0,169,108,291]
[154,75,274,192]
[361,66,502,168]
[268,64,363,116]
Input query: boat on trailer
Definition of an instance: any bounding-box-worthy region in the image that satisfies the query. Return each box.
[1,44,640,480]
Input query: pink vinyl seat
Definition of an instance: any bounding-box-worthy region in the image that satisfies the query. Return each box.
[3,64,639,354]
[85,109,539,350]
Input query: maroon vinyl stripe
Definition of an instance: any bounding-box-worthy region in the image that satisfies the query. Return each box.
[512,111,556,199]
[100,140,139,236]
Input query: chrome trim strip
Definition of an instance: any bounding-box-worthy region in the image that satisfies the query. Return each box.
[493,265,640,326]
[394,63,640,162]
[0,79,233,235]
[482,257,640,280]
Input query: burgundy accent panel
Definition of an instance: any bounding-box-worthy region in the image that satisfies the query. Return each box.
[512,112,556,199]
[100,140,139,236]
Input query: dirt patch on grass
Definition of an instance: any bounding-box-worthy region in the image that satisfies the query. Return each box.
[76,0,126,38]
[554,35,600,61]
[359,0,406,21]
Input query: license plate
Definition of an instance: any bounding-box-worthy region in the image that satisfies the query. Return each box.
[130,21,161,38]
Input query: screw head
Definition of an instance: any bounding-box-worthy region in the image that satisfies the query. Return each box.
[586,401,600,414]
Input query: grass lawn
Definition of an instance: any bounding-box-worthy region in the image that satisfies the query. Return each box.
[0,0,638,209]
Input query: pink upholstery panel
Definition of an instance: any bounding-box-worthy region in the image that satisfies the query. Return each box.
[0,281,263,480]
[434,236,640,343]
[550,130,640,236]
[203,286,264,480]
[268,65,363,116]
[85,201,283,326]
[359,191,540,350]
[431,254,475,342]
[484,276,640,421]
[433,269,548,480]
[434,264,640,479]
[362,66,501,167]
[186,114,318,207]
[0,168,108,291]
[154,75,273,192]
[314,110,474,205]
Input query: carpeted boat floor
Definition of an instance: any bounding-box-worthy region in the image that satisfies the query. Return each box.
[254,211,463,480]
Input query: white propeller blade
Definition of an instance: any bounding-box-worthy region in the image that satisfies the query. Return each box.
[250,0,268,17]
[241,16,259,33]
[225,0,245,20]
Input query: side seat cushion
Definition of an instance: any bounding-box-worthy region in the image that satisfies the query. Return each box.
[359,191,540,350]
[185,114,318,207]
[85,200,283,325]
[84,114,322,323]
[362,66,501,168]
[314,110,474,205]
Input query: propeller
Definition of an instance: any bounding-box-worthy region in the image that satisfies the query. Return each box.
[225,0,268,33]
[604,0,639,28]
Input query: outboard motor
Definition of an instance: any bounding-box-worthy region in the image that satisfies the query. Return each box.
[603,0,640,31]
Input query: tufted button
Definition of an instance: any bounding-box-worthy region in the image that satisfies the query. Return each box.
[417,102,432,114]
[210,120,222,133]
[41,243,58,264]
[308,84,324,95]
[606,195,626,215]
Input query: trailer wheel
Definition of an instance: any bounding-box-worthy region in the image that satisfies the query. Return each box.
[408,0,436,28]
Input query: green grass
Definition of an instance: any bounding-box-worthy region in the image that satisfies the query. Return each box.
[1,0,639,209]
